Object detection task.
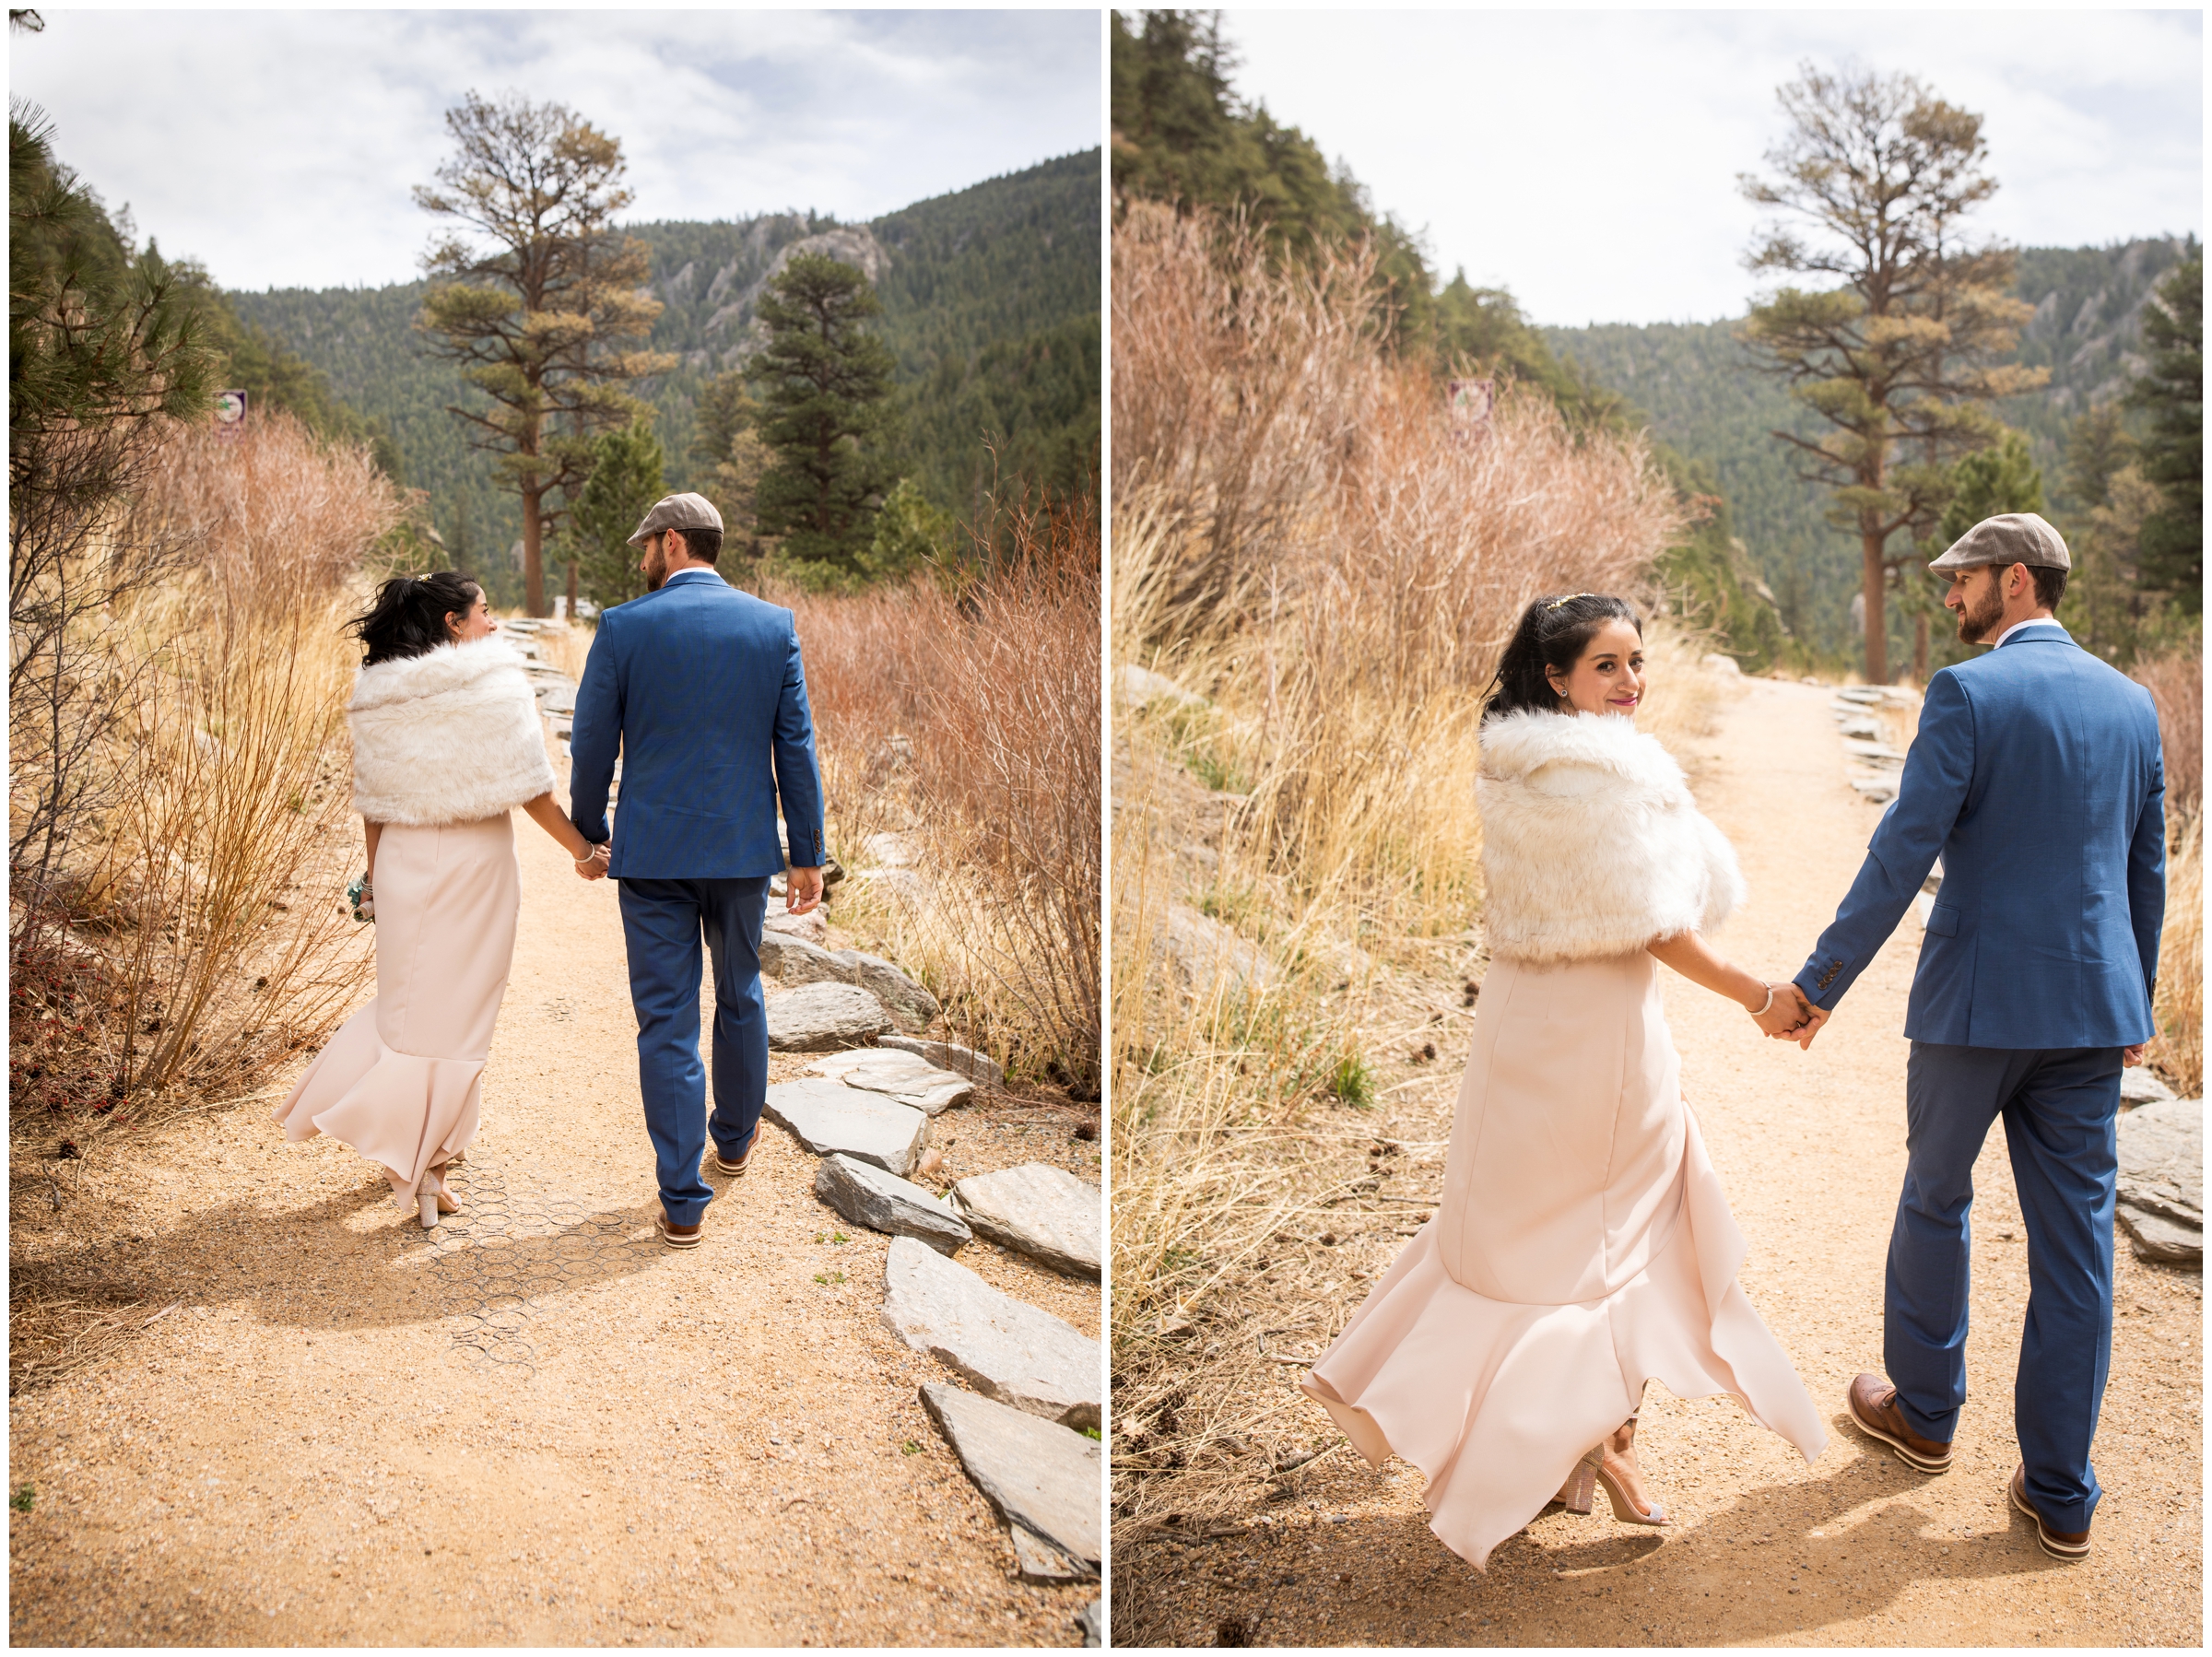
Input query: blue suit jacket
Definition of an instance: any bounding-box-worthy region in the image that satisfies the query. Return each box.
[567,568,827,879]
[1794,623,2165,1049]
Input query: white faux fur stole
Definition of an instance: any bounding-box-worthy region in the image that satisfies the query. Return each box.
[1477,709,1745,965]
[348,637,557,827]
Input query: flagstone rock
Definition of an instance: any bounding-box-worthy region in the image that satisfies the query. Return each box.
[2121,1067,2178,1108]
[808,1049,973,1113]
[765,981,891,1051]
[917,1381,1102,1568]
[814,1153,970,1254]
[764,1077,928,1176]
[2116,1097,2201,1264]
[1078,1602,1102,1647]
[1010,1526,1085,1583]
[878,1036,1005,1087]
[763,908,830,946]
[883,1237,1101,1428]
[953,1164,1102,1281]
[830,950,939,1032]
[759,932,848,986]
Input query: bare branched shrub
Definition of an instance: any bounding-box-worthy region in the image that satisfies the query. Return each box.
[2132,639,2203,821]
[9,411,396,1157]
[773,496,1102,1090]
[2127,640,2202,1095]
[2151,815,2201,1097]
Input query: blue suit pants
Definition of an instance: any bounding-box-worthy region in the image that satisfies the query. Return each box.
[1888,1042,2123,1533]
[617,877,771,1227]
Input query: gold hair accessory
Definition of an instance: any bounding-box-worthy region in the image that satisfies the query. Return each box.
[1545,592,1598,612]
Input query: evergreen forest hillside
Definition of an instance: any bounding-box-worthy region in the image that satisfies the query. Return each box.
[229,150,1100,599]
[1545,235,2199,659]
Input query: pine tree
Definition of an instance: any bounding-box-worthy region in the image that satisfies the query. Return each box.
[1739,65,2047,681]
[748,253,898,584]
[413,92,677,616]
[2130,254,2202,611]
[566,417,666,610]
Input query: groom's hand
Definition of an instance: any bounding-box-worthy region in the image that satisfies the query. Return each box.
[1789,1003,1831,1051]
[2123,1043,2147,1067]
[787,865,824,915]
[575,841,610,881]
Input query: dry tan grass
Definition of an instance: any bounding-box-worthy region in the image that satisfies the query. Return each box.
[2150,813,2201,1097]
[2132,640,2203,821]
[1107,205,1708,1542]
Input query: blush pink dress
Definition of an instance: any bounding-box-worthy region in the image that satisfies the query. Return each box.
[1301,947,1827,1569]
[271,814,520,1207]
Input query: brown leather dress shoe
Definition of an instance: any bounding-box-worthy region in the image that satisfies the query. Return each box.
[1846,1372,1952,1473]
[2010,1466,2091,1561]
[709,1139,755,1178]
[655,1210,703,1250]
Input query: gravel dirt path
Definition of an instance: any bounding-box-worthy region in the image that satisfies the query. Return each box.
[1119,676,2200,1647]
[8,768,1102,1647]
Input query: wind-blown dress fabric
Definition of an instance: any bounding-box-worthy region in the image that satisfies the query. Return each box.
[272,638,554,1205]
[1300,710,1826,1568]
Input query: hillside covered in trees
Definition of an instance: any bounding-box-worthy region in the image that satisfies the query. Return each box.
[229,149,1100,599]
[1546,234,2200,660]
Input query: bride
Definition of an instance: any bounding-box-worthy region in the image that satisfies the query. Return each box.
[1300,592,1828,1569]
[273,572,608,1228]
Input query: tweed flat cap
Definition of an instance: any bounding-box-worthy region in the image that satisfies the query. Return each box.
[1927,511,2071,573]
[627,491,724,547]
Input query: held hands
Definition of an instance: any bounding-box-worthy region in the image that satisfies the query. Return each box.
[573,841,610,881]
[786,865,825,915]
[1750,980,1830,1049]
[2123,1043,2147,1068]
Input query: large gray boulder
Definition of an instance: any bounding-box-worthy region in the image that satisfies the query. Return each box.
[765,981,891,1051]
[830,950,940,1032]
[808,1048,973,1114]
[881,1236,1101,1428]
[878,1035,1004,1087]
[918,1382,1102,1569]
[2117,1097,2202,1263]
[759,932,848,986]
[1157,903,1276,995]
[954,1164,1102,1281]
[764,1077,928,1176]
[1115,663,1208,712]
[814,1154,970,1254]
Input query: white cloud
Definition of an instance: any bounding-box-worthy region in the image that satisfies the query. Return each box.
[9,8,1102,291]
[1223,8,2202,325]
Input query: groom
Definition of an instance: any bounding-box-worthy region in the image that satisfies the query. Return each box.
[568,491,828,1249]
[1784,513,2166,1561]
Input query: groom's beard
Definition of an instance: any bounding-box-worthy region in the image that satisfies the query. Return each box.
[1954,577,2006,643]
[641,545,668,591]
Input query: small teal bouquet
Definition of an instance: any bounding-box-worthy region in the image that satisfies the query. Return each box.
[347,875,375,924]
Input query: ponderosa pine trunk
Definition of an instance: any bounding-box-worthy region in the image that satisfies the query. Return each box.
[1861,527,1888,684]
[522,487,545,618]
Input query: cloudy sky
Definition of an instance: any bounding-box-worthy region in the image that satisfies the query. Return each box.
[1223,8,2203,326]
[10,8,1101,293]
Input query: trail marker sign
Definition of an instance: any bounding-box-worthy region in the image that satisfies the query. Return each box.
[213,389,248,441]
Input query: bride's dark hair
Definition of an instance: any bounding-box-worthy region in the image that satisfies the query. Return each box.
[346,571,485,665]
[1483,592,1641,720]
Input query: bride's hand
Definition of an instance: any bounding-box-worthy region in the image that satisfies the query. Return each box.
[572,841,610,881]
[1749,981,1812,1037]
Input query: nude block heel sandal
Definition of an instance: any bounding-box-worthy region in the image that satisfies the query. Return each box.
[1554,1446,1603,1515]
